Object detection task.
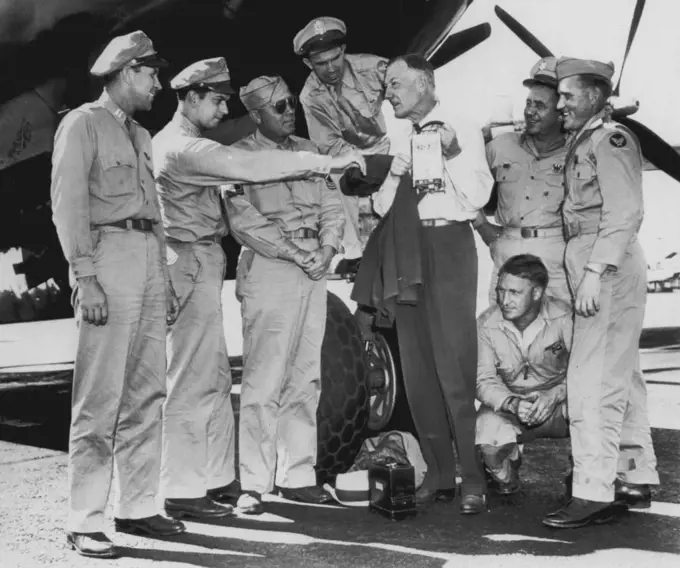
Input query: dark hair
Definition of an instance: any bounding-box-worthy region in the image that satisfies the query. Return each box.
[575,74,612,105]
[387,53,435,86]
[498,254,549,289]
[175,86,213,102]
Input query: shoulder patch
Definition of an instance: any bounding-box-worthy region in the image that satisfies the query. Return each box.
[609,132,627,148]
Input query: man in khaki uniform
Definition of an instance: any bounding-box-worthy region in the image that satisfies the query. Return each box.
[51,31,185,559]
[543,58,659,529]
[295,16,389,258]
[475,57,570,305]
[231,75,345,514]
[477,255,571,496]
[153,60,362,521]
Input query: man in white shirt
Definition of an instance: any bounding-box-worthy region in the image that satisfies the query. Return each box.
[375,54,494,514]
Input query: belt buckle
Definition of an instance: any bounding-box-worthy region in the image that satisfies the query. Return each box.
[520,227,537,238]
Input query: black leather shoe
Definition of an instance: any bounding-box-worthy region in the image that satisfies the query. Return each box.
[237,491,264,515]
[460,494,488,515]
[114,514,186,537]
[415,486,456,506]
[66,532,118,559]
[277,485,333,504]
[542,497,627,529]
[615,480,651,509]
[165,496,234,519]
[207,479,242,504]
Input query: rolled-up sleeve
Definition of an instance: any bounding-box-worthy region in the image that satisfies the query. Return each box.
[173,138,333,186]
[50,111,96,279]
[476,323,514,411]
[446,117,494,212]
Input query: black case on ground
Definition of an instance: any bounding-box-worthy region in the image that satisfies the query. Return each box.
[368,463,417,520]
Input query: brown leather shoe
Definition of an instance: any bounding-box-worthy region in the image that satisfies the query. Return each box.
[114,514,186,537]
[66,532,118,559]
[207,479,242,504]
[165,496,234,519]
[277,485,333,504]
[237,491,264,515]
[542,497,627,529]
[460,493,488,515]
[615,479,651,509]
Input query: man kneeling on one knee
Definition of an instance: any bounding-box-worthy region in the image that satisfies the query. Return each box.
[476,254,571,494]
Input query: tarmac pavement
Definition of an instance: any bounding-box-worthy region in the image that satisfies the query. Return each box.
[0,293,679,568]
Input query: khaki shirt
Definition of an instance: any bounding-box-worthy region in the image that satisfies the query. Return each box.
[301,53,389,156]
[476,296,572,412]
[486,132,567,229]
[563,112,644,269]
[152,112,335,244]
[231,130,345,258]
[51,91,166,281]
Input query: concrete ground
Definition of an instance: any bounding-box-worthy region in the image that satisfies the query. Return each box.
[1,290,679,568]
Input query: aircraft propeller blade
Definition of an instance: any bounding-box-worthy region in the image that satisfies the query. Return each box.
[613,0,646,96]
[428,23,492,69]
[493,5,553,58]
[618,116,680,183]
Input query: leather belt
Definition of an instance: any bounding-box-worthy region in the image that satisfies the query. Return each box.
[284,228,319,239]
[563,219,600,241]
[503,226,564,239]
[98,218,154,232]
[197,235,222,244]
[421,218,463,228]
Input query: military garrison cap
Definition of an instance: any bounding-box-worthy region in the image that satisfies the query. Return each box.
[240,75,289,111]
[170,57,235,94]
[293,17,347,57]
[556,57,615,86]
[90,30,167,77]
[523,56,558,88]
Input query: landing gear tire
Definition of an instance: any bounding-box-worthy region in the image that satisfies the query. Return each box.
[316,292,371,485]
[373,326,417,436]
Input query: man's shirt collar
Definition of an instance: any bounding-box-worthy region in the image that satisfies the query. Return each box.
[171,110,202,138]
[98,90,129,125]
[254,128,294,150]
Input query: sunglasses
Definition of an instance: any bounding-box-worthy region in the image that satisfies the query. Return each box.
[270,95,297,114]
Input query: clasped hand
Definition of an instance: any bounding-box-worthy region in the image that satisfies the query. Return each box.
[293,245,335,281]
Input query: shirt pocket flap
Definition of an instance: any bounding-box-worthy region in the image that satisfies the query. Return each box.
[495,163,522,183]
[571,163,595,181]
[99,153,136,171]
[545,173,565,188]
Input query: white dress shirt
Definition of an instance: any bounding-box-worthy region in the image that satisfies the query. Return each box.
[372,101,493,221]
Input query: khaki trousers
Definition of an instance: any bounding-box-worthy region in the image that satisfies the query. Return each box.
[565,236,659,502]
[237,252,326,494]
[476,402,569,446]
[68,228,166,533]
[161,241,235,498]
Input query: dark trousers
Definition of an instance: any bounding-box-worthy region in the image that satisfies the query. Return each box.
[395,222,484,496]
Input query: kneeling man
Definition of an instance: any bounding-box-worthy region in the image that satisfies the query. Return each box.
[476,255,571,494]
